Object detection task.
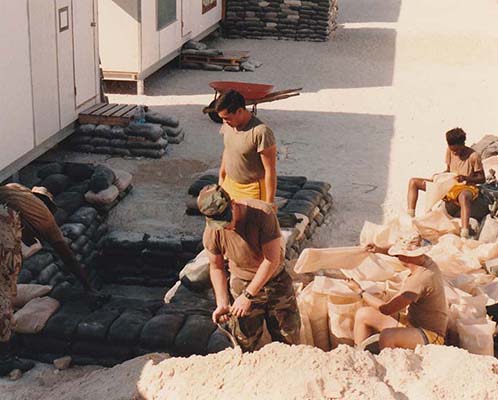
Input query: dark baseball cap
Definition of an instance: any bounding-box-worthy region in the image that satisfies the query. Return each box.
[197,184,233,229]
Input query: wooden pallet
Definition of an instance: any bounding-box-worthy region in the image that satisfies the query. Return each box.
[181,50,250,67]
[78,103,137,126]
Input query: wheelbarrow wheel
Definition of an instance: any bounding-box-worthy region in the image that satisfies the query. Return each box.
[207,100,222,124]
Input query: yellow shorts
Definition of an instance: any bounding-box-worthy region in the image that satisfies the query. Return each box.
[443,184,479,204]
[397,313,445,345]
[222,176,266,201]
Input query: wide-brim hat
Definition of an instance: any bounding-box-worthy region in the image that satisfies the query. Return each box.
[388,233,431,257]
[197,184,233,230]
[31,186,58,213]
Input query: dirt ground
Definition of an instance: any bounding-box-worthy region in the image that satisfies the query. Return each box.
[3,0,498,398]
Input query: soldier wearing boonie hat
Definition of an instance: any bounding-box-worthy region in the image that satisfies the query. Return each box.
[198,184,300,352]
[354,233,448,351]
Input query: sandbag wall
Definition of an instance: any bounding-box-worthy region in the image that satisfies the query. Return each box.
[186,174,333,260]
[16,272,230,366]
[96,231,203,288]
[223,0,339,42]
[65,111,185,159]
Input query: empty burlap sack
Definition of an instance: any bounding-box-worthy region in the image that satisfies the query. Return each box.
[360,215,415,249]
[328,297,363,348]
[14,297,60,334]
[294,246,369,274]
[85,185,119,205]
[113,169,133,192]
[296,283,330,351]
[457,318,496,356]
[425,173,458,212]
[12,284,52,309]
[179,249,210,291]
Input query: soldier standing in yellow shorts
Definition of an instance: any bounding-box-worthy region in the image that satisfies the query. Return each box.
[215,90,277,207]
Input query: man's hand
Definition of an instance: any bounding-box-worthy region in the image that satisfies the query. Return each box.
[212,304,231,324]
[230,294,252,318]
[364,243,377,253]
[456,175,467,183]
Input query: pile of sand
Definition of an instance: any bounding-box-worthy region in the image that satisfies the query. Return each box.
[132,343,498,400]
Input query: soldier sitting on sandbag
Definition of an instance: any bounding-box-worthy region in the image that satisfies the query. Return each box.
[0,184,95,376]
[407,127,486,238]
[353,234,448,350]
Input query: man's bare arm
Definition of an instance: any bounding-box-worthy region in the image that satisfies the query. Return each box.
[219,150,227,186]
[260,145,277,204]
[207,250,229,306]
[378,292,417,315]
[246,237,281,296]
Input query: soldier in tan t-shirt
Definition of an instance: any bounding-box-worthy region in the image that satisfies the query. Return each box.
[215,90,277,206]
[354,234,448,350]
[198,184,300,352]
[407,127,485,238]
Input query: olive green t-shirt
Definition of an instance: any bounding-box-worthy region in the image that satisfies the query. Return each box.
[220,116,275,184]
[401,257,448,336]
[203,199,282,280]
[445,146,483,176]
[0,184,65,245]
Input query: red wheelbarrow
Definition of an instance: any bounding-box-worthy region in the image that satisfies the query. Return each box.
[202,81,302,123]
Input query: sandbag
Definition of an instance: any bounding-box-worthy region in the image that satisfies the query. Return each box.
[312,276,359,300]
[478,215,498,243]
[457,318,496,356]
[341,254,401,282]
[179,250,211,291]
[89,165,116,193]
[76,309,121,341]
[64,162,95,181]
[12,284,52,309]
[145,111,179,128]
[140,314,185,350]
[328,297,363,348]
[413,209,459,242]
[37,163,63,179]
[130,148,166,159]
[68,207,98,227]
[108,309,152,345]
[294,246,369,274]
[167,131,185,145]
[94,124,112,138]
[296,283,330,351]
[360,216,415,249]
[14,297,60,334]
[67,180,90,195]
[60,223,87,240]
[76,124,96,135]
[174,315,216,356]
[125,122,163,141]
[207,329,233,353]
[55,192,84,215]
[425,173,458,212]
[41,174,70,195]
[113,169,133,192]
[163,126,183,138]
[85,185,119,205]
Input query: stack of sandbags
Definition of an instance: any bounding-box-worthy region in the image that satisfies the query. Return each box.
[96,231,203,287]
[180,40,263,72]
[84,166,133,211]
[66,111,185,158]
[223,0,339,42]
[186,173,333,260]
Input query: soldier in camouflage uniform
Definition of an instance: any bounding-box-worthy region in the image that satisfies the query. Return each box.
[0,204,35,376]
[198,184,300,352]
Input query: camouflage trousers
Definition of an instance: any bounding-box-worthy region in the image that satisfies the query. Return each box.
[229,270,301,352]
[0,204,22,342]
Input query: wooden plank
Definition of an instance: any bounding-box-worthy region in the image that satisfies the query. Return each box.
[80,102,108,115]
[113,104,136,117]
[122,106,138,118]
[102,104,128,117]
[94,103,118,116]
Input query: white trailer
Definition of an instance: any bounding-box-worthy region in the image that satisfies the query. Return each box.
[98,0,222,93]
[0,0,101,182]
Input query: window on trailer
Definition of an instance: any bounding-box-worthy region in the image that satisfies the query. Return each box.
[157,0,176,30]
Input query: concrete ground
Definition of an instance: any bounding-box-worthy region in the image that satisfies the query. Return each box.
[4,0,498,397]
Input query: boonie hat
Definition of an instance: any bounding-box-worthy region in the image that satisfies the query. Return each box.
[31,186,58,213]
[197,184,233,229]
[388,233,431,257]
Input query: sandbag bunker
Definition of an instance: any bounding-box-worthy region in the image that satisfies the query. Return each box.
[12,170,333,366]
[223,0,339,42]
[65,110,185,159]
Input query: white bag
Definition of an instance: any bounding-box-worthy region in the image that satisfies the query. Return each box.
[482,155,498,179]
[294,246,369,274]
[327,297,363,348]
[478,215,498,243]
[424,173,458,212]
[457,319,496,356]
[360,216,415,249]
[342,253,400,282]
[413,209,459,242]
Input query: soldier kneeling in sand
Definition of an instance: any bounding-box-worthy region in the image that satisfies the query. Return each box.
[354,234,448,350]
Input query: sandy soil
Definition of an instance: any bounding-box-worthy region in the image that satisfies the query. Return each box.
[4,0,498,398]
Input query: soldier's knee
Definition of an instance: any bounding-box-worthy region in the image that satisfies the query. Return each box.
[379,329,397,349]
[355,306,375,324]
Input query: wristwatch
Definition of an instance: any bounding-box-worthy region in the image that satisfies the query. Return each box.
[243,289,255,301]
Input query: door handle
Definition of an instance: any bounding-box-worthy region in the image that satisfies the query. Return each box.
[91,22,96,27]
